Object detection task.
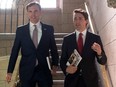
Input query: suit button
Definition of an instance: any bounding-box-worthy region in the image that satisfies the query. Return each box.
[80,69,82,72]
[79,69,82,76]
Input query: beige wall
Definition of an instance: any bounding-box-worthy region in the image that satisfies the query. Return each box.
[0,0,85,33]
[61,0,85,33]
[86,0,116,86]
[0,34,14,56]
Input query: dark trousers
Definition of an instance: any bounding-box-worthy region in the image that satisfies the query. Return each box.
[76,75,87,87]
[21,66,52,87]
[64,74,87,87]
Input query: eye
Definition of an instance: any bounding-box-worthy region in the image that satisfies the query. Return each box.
[28,10,32,13]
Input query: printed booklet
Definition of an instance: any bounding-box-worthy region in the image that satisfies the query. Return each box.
[66,49,82,66]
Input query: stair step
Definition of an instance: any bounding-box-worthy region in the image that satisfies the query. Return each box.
[55,38,63,40]
[53,80,64,87]
[56,44,62,50]
[54,33,68,38]
[55,38,63,44]
[53,80,64,84]
[53,71,65,80]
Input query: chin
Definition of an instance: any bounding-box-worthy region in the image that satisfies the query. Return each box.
[31,21,38,24]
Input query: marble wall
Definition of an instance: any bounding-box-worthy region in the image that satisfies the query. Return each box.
[85,0,116,86]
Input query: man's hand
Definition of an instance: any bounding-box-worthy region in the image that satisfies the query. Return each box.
[6,73,12,83]
[91,42,102,55]
[51,65,58,75]
[66,64,77,74]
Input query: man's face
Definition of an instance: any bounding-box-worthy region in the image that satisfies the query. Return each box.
[27,4,41,24]
[73,13,88,31]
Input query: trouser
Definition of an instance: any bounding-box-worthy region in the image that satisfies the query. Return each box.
[20,66,52,87]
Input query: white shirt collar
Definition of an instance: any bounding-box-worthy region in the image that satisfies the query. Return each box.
[30,21,41,32]
[75,29,87,45]
[75,29,87,37]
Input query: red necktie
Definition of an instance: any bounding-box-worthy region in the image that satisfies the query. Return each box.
[77,33,83,54]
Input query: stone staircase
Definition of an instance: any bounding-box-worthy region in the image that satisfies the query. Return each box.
[52,33,68,87]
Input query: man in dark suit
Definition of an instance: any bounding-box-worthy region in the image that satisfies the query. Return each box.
[60,8,107,87]
[6,1,59,87]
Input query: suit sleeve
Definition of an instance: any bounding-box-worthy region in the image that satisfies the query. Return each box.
[96,36,107,65]
[49,26,59,66]
[7,28,21,73]
[60,37,68,75]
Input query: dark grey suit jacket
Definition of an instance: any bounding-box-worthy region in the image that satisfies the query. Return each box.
[7,22,59,85]
[60,31,107,87]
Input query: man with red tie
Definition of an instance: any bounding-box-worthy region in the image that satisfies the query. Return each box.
[60,8,107,87]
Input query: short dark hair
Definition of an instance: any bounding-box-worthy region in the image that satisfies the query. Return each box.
[26,1,41,11]
[73,8,88,20]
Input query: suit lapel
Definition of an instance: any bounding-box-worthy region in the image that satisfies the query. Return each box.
[40,23,46,41]
[82,31,91,55]
[25,23,36,49]
[36,23,47,49]
[73,32,78,50]
[67,32,80,54]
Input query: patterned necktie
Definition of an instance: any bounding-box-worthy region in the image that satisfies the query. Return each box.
[32,25,38,48]
[77,33,83,54]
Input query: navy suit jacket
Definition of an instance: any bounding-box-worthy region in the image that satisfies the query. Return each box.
[7,22,59,85]
[60,31,107,87]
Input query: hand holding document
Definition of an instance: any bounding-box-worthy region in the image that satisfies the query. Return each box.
[66,49,82,66]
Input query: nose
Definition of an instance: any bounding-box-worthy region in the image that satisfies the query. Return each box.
[75,19,80,24]
[31,12,35,16]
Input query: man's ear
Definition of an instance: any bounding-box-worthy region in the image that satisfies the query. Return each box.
[86,19,89,24]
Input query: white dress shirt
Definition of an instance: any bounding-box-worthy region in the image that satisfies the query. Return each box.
[30,21,42,44]
[75,29,87,45]
[29,21,42,66]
